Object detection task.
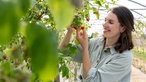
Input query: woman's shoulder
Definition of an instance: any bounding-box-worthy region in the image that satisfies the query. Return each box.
[120,50,132,57]
[115,50,133,61]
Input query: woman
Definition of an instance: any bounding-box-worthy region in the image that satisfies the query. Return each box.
[60,5,135,82]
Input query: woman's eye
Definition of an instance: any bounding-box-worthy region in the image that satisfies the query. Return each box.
[109,21,113,24]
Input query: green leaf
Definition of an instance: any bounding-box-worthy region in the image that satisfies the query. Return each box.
[18,0,30,14]
[70,45,77,55]
[0,61,12,75]
[105,4,109,10]
[96,12,100,19]
[35,2,43,10]
[99,0,103,3]
[61,64,69,78]
[112,0,116,4]
[72,15,82,27]
[26,23,58,81]
[0,1,20,45]
[94,0,102,7]
[47,0,75,30]
[74,39,79,45]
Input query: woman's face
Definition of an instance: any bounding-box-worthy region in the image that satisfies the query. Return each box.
[102,11,125,39]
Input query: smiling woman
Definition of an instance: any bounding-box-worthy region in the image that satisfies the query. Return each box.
[102,11,124,42]
[60,5,135,82]
[103,6,135,53]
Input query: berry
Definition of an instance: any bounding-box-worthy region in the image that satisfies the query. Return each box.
[81,26,84,30]
[93,9,99,15]
[2,55,7,60]
[95,10,99,15]
[86,18,90,21]
[73,26,77,30]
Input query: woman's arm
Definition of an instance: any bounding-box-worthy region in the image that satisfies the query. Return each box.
[76,27,91,78]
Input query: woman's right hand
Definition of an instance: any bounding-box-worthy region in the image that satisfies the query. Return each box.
[67,25,75,33]
[59,25,75,48]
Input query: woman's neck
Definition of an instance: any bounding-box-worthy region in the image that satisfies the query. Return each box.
[105,37,119,48]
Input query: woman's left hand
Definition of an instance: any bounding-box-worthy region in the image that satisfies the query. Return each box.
[76,27,88,49]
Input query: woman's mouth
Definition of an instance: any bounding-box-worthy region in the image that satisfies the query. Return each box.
[103,29,111,33]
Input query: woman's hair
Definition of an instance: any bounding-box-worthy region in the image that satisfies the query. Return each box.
[109,6,135,53]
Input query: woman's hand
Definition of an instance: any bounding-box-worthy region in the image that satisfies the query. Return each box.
[59,26,75,48]
[67,25,75,34]
[76,27,88,49]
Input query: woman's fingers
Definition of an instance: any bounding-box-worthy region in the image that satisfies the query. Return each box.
[76,26,87,40]
[82,29,86,36]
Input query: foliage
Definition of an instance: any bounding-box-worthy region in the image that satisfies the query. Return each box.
[0,34,31,82]
[0,0,20,45]
[0,0,118,81]
[132,47,146,62]
[133,19,146,64]
[134,20,146,38]
[26,23,58,81]
[46,0,75,30]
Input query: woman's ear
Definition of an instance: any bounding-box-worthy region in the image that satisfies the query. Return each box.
[120,26,125,33]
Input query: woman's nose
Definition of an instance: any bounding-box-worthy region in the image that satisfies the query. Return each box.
[102,21,106,27]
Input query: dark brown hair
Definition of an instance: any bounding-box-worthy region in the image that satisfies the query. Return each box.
[109,6,135,53]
